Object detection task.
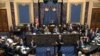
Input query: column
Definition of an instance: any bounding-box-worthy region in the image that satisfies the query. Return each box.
[81,1,86,25]
[6,0,13,30]
[87,0,93,28]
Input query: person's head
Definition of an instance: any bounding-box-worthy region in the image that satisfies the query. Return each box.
[32,39,34,42]
[59,35,62,39]
[81,54,86,56]
[85,23,87,25]
[78,51,82,55]
[70,23,72,26]
[55,26,58,28]
[59,24,61,27]
[96,28,99,30]
[63,24,66,27]
[14,35,19,40]
[45,26,48,29]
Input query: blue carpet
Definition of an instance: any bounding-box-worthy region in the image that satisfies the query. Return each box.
[36,46,76,56]
[36,47,54,56]
[61,46,76,56]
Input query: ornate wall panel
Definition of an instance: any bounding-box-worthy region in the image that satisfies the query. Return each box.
[40,1,61,25]
[70,4,82,23]
[18,4,30,23]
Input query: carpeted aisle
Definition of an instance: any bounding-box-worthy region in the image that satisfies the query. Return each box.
[36,46,76,56]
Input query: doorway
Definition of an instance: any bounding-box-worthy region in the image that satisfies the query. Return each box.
[0,9,9,32]
[91,8,100,28]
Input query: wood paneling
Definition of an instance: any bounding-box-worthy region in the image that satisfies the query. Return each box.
[26,34,80,45]
[62,3,67,24]
[0,9,9,32]
[91,8,100,28]
[10,2,15,28]
[84,2,89,23]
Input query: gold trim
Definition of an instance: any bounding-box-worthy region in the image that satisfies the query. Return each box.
[39,0,43,3]
[87,0,93,28]
[33,0,38,3]
[58,0,62,2]
[6,1,13,30]
[67,3,70,23]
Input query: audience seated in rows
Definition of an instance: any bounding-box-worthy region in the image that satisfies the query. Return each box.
[1,23,100,56]
[12,23,85,35]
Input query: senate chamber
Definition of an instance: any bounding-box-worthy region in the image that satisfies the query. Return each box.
[0,0,100,56]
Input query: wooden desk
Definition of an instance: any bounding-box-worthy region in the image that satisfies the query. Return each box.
[80,45,99,55]
[25,34,80,46]
[0,50,4,56]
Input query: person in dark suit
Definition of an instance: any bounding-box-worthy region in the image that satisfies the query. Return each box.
[55,35,64,53]
[5,38,15,56]
[88,29,96,41]
[53,26,60,34]
[44,26,51,34]
[30,23,34,33]
[68,24,73,32]
[29,39,37,55]
[46,48,51,56]
[61,24,68,33]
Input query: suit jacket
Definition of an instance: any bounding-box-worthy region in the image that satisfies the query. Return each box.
[56,39,63,46]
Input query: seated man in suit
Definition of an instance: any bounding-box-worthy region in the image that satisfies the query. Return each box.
[68,24,73,32]
[55,35,64,53]
[33,24,40,34]
[62,24,68,33]
[88,29,96,40]
[0,36,7,49]
[53,26,60,34]
[29,23,34,33]
[94,33,100,45]
[49,20,55,27]
[44,26,51,34]
[5,37,15,56]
